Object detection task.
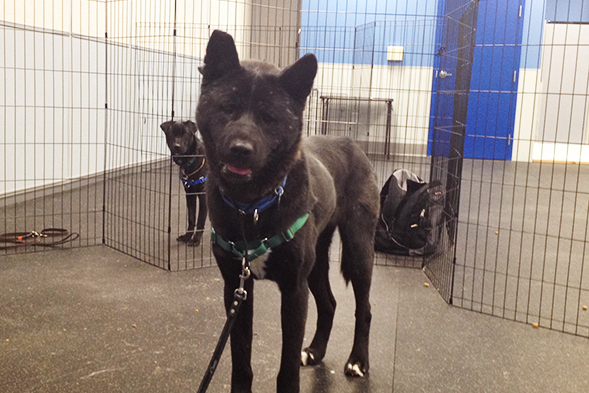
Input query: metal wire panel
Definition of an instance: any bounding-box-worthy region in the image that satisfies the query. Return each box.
[2,0,589,338]
[0,3,106,255]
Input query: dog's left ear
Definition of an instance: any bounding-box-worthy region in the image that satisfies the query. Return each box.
[278,53,318,106]
[200,30,240,84]
[160,120,174,134]
[183,120,197,134]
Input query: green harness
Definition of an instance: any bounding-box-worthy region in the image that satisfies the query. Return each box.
[210,213,309,262]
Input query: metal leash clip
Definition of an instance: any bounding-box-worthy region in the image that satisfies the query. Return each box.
[275,184,284,207]
[234,257,251,302]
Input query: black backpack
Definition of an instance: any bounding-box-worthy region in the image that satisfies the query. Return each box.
[375,169,445,256]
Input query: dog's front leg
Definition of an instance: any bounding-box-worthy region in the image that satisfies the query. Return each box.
[185,191,197,231]
[276,282,309,393]
[189,192,208,246]
[224,273,255,393]
[178,188,198,244]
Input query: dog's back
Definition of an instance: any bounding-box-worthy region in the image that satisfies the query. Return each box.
[303,135,378,218]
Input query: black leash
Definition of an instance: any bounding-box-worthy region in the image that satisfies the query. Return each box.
[197,210,252,393]
[196,259,250,393]
[0,228,80,250]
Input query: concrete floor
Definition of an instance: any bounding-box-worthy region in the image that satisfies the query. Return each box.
[2,246,589,392]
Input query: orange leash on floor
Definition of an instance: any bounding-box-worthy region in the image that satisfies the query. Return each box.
[0,228,79,250]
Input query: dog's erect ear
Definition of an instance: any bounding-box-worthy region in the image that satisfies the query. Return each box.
[160,120,174,133]
[278,53,318,106]
[201,30,240,83]
[183,120,197,134]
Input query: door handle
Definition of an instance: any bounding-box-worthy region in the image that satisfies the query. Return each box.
[439,70,453,79]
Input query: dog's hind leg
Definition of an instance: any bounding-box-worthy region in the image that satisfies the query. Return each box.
[338,220,375,378]
[302,225,337,366]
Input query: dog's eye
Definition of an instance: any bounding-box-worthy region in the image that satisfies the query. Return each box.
[220,102,236,115]
[259,111,276,124]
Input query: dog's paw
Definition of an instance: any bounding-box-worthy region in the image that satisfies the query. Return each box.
[301,348,323,366]
[187,232,203,247]
[176,233,192,243]
[344,361,368,378]
[301,350,314,366]
[186,237,201,247]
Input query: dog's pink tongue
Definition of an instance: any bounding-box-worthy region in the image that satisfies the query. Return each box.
[227,164,251,176]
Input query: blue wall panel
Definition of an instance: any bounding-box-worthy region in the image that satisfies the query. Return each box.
[521,0,546,69]
[301,0,440,67]
[546,0,589,23]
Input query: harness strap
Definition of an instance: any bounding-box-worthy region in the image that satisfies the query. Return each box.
[220,176,287,216]
[181,176,207,187]
[183,157,206,179]
[210,213,309,262]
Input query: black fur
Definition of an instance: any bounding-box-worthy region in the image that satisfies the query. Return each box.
[160,120,208,246]
[196,30,379,393]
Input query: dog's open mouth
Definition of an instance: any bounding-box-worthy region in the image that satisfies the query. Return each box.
[222,163,253,182]
[226,164,251,176]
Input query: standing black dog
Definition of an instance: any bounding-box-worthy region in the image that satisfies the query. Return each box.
[197,31,379,393]
[160,120,208,246]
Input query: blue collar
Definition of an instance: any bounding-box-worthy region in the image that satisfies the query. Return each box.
[221,176,287,216]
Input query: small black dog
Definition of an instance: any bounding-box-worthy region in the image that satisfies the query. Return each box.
[160,120,208,246]
[197,31,379,393]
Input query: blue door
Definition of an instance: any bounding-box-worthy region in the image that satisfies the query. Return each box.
[464,0,524,160]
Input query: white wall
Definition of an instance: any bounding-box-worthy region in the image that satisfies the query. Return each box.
[107,0,252,57]
[313,63,433,154]
[0,0,256,197]
[1,0,106,37]
[0,24,106,195]
[513,22,589,163]
[1,0,106,196]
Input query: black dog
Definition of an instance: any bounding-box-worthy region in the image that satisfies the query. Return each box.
[196,31,379,393]
[160,120,208,246]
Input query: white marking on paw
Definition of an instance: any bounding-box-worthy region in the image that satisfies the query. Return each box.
[301,351,308,366]
[346,363,365,377]
[301,351,315,366]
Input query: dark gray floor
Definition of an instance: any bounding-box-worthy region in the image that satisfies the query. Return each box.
[2,246,589,392]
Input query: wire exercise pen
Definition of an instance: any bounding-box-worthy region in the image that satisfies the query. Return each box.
[1,0,589,339]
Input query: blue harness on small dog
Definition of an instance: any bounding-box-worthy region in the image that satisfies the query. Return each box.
[180,157,206,187]
[181,176,207,187]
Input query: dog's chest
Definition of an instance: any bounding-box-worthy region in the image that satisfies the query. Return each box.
[249,250,271,279]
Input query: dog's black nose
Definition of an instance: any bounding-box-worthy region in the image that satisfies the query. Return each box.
[229,140,254,159]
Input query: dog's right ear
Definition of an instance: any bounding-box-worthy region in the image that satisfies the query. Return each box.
[183,120,197,134]
[160,120,174,133]
[200,30,240,84]
[278,53,318,106]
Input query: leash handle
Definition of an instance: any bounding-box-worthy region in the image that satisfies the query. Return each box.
[0,228,79,250]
